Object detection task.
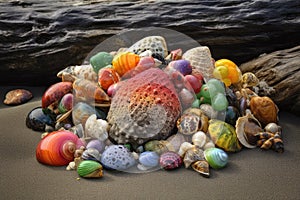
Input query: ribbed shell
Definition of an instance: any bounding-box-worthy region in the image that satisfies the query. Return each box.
[112,52,140,77]
[159,151,182,170]
[204,147,228,169]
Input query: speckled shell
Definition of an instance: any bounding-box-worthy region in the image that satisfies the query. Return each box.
[41,82,73,109]
[204,147,228,169]
[112,52,140,77]
[107,68,181,149]
[3,89,33,105]
[57,64,98,83]
[250,96,278,127]
[36,131,85,166]
[208,119,242,152]
[100,145,136,170]
[182,46,215,82]
[159,151,182,170]
[127,36,168,58]
[77,160,103,178]
[73,79,110,104]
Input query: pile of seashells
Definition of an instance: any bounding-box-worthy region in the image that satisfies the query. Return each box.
[26,34,283,179]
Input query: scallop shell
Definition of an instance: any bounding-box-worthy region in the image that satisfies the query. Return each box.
[183,146,205,168]
[3,89,33,105]
[57,64,98,83]
[159,151,182,170]
[36,130,85,166]
[139,151,160,168]
[41,82,73,109]
[204,147,228,169]
[191,160,210,178]
[127,36,168,59]
[77,160,103,178]
[182,46,215,82]
[112,52,140,77]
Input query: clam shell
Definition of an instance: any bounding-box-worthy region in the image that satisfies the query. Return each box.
[182,46,215,82]
[139,151,160,168]
[3,89,33,105]
[36,130,85,166]
[191,160,210,178]
[159,151,182,170]
[204,147,228,169]
[127,36,168,58]
[77,160,103,178]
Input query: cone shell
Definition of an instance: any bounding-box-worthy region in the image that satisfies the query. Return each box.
[36,131,85,166]
[128,36,168,58]
[77,160,103,178]
[208,119,242,152]
[182,46,215,82]
[4,89,33,105]
[112,52,140,77]
[204,147,228,169]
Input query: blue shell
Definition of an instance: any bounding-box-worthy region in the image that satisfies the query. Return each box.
[100,145,136,170]
[86,139,106,153]
[139,151,159,167]
[204,147,228,169]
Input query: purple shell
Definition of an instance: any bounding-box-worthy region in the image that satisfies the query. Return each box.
[86,139,106,153]
[159,151,182,170]
[167,60,192,76]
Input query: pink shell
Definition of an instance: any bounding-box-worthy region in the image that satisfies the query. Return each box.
[159,151,183,170]
[36,131,85,166]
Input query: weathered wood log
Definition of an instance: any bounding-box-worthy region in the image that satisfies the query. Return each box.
[0,0,299,86]
[239,45,300,115]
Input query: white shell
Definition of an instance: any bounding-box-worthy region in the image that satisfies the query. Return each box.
[203,141,215,150]
[192,131,207,148]
[85,114,108,141]
[57,64,97,83]
[178,142,194,157]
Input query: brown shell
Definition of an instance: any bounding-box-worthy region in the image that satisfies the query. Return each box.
[191,160,210,178]
[250,96,278,126]
[4,89,33,105]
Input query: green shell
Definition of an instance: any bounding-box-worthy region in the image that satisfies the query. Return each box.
[77,160,103,178]
[90,52,113,74]
[208,119,242,152]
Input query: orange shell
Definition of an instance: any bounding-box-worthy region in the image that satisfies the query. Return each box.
[112,52,140,76]
[215,59,242,85]
[98,68,120,90]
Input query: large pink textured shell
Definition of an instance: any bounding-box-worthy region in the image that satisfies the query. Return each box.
[36,131,85,166]
[107,68,181,149]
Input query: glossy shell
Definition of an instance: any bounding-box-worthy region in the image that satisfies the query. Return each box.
[58,93,74,114]
[191,160,210,177]
[41,82,73,109]
[107,68,181,149]
[214,59,242,86]
[36,131,85,166]
[183,146,205,168]
[192,131,207,148]
[235,112,263,148]
[127,36,168,58]
[208,119,242,152]
[57,64,98,83]
[86,139,106,153]
[73,79,110,104]
[77,160,103,178]
[139,151,160,168]
[122,56,156,79]
[165,59,192,76]
[182,46,215,82]
[3,89,33,105]
[112,52,140,77]
[100,145,136,170]
[98,67,120,90]
[250,96,278,126]
[204,147,228,169]
[159,151,183,170]
[26,107,55,131]
[90,51,113,74]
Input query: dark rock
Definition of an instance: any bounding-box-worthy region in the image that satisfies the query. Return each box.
[0,0,299,86]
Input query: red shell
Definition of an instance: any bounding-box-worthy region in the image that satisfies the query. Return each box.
[36,131,85,166]
[41,82,73,108]
[184,74,202,94]
[159,151,183,170]
[98,68,120,90]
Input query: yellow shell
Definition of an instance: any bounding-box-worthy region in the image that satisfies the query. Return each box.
[112,52,140,76]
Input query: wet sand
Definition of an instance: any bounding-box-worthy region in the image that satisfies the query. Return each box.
[0,86,299,199]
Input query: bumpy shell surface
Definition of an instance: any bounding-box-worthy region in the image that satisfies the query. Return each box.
[77,160,103,178]
[250,96,278,127]
[208,119,242,152]
[159,151,182,170]
[107,68,181,149]
[204,147,228,169]
[127,36,168,58]
[182,46,215,82]
[4,89,33,105]
[85,114,108,141]
[57,64,98,83]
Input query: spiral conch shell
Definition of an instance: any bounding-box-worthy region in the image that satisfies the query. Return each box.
[36,131,85,166]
